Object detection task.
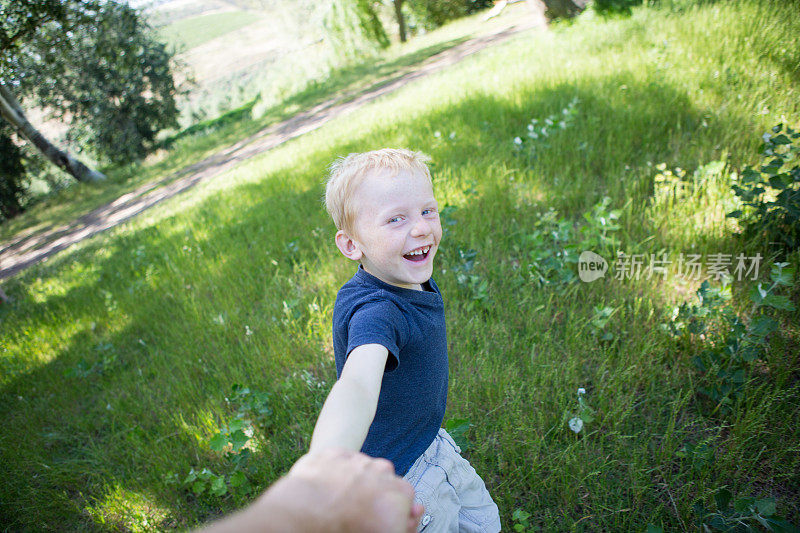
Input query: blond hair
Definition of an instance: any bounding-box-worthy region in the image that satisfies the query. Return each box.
[325,148,432,234]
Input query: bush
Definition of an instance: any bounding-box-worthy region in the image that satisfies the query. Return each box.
[409,0,494,29]
[727,124,800,256]
[593,0,643,15]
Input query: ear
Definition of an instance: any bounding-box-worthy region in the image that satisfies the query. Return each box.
[335,229,363,261]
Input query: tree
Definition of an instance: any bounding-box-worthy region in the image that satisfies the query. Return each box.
[323,0,389,60]
[0,81,105,183]
[0,0,180,192]
[393,0,407,43]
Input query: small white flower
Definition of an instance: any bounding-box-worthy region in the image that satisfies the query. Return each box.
[530,119,538,125]
[545,118,553,126]
[578,387,586,395]
[559,121,567,129]
[245,325,253,336]
[762,132,772,143]
[569,417,584,433]
[527,124,534,132]
[434,130,441,138]
[528,132,538,139]
[513,137,522,145]
[449,132,456,140]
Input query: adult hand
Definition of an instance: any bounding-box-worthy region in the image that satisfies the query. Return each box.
[199,448,423,533]
[279,448,422,533]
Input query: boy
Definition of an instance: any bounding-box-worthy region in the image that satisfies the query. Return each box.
[310,149,501,532]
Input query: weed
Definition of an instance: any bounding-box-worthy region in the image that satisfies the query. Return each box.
[444,418,473,451]
[694,489,798,532]
[181,385,272,500]
[567,387,595,434]
[727,124,800,256]
[511,508,535,532]
[665,263,795,416]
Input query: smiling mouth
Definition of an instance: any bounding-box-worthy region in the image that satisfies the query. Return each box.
[403,245,431,262]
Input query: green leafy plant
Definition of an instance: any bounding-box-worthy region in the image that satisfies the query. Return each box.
[694,489,798,532]
[182,385,273,499]
[511,508,535,532]
[513,97,580,155]
[588,304,618,341]
[676,439,715,474]
[444,418,472,451]
[727,123,800,255]
[567,387,595,434]
[516,197,622,291]
[665,264,795,416]
[451,248,490,307]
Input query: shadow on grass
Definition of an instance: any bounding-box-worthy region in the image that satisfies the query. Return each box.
[3,75,790,530]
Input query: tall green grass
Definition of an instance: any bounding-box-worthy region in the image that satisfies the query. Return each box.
[1,0,799,530]
[156,11,262,51]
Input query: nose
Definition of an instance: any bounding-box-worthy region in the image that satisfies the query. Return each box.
[410,216,432,237]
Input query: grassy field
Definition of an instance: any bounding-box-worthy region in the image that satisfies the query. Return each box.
[2,0,799,530]
[156,11,263,51]
[0,3,525,244]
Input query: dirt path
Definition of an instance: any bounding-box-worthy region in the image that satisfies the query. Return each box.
[0,13,544,281]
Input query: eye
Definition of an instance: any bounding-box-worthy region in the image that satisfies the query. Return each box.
[422,208,438,216]
[388,216,403,223]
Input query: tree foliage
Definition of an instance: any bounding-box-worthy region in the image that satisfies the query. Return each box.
[0,0,181,219]
[2,0,180,164]
[323,0,389,61]
[407,0,494,29]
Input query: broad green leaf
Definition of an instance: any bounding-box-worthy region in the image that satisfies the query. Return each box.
[229,470,247,488]
[749,316,778,338]
[230,429,249,451]
[444,418,472,450]
[756,498,776,516]
[512,509,530,521]
[715,489,732,511]
[209,433,227,452]
[764,517,800,533]
[734,496,756,513]
[726,210,742,218]
[191,480,206,495]
[183,469,197,485]
[228,419,245,433]
[210,476,227,496]
[762,294,795,311]
[772,134,791,145]
[770,265,794,286]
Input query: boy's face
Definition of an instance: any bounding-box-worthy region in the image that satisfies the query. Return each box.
[336,168,442,291]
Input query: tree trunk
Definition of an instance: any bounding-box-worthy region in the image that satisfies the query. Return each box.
[0,82,106,183]
[393,0,407,43]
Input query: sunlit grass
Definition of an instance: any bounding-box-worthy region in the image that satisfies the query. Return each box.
[1,0,799,530]
[156,11,262,51]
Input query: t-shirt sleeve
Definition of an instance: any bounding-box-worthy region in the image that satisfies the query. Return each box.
[346,299,407,372]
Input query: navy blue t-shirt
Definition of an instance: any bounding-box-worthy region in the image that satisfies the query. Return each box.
[332,266,449,475]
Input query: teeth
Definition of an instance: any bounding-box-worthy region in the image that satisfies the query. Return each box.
[407,246,431,256]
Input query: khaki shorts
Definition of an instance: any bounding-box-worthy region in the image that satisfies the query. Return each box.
[403,429,501,533]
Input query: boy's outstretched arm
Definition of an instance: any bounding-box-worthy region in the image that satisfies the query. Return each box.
[309,343,389,454]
